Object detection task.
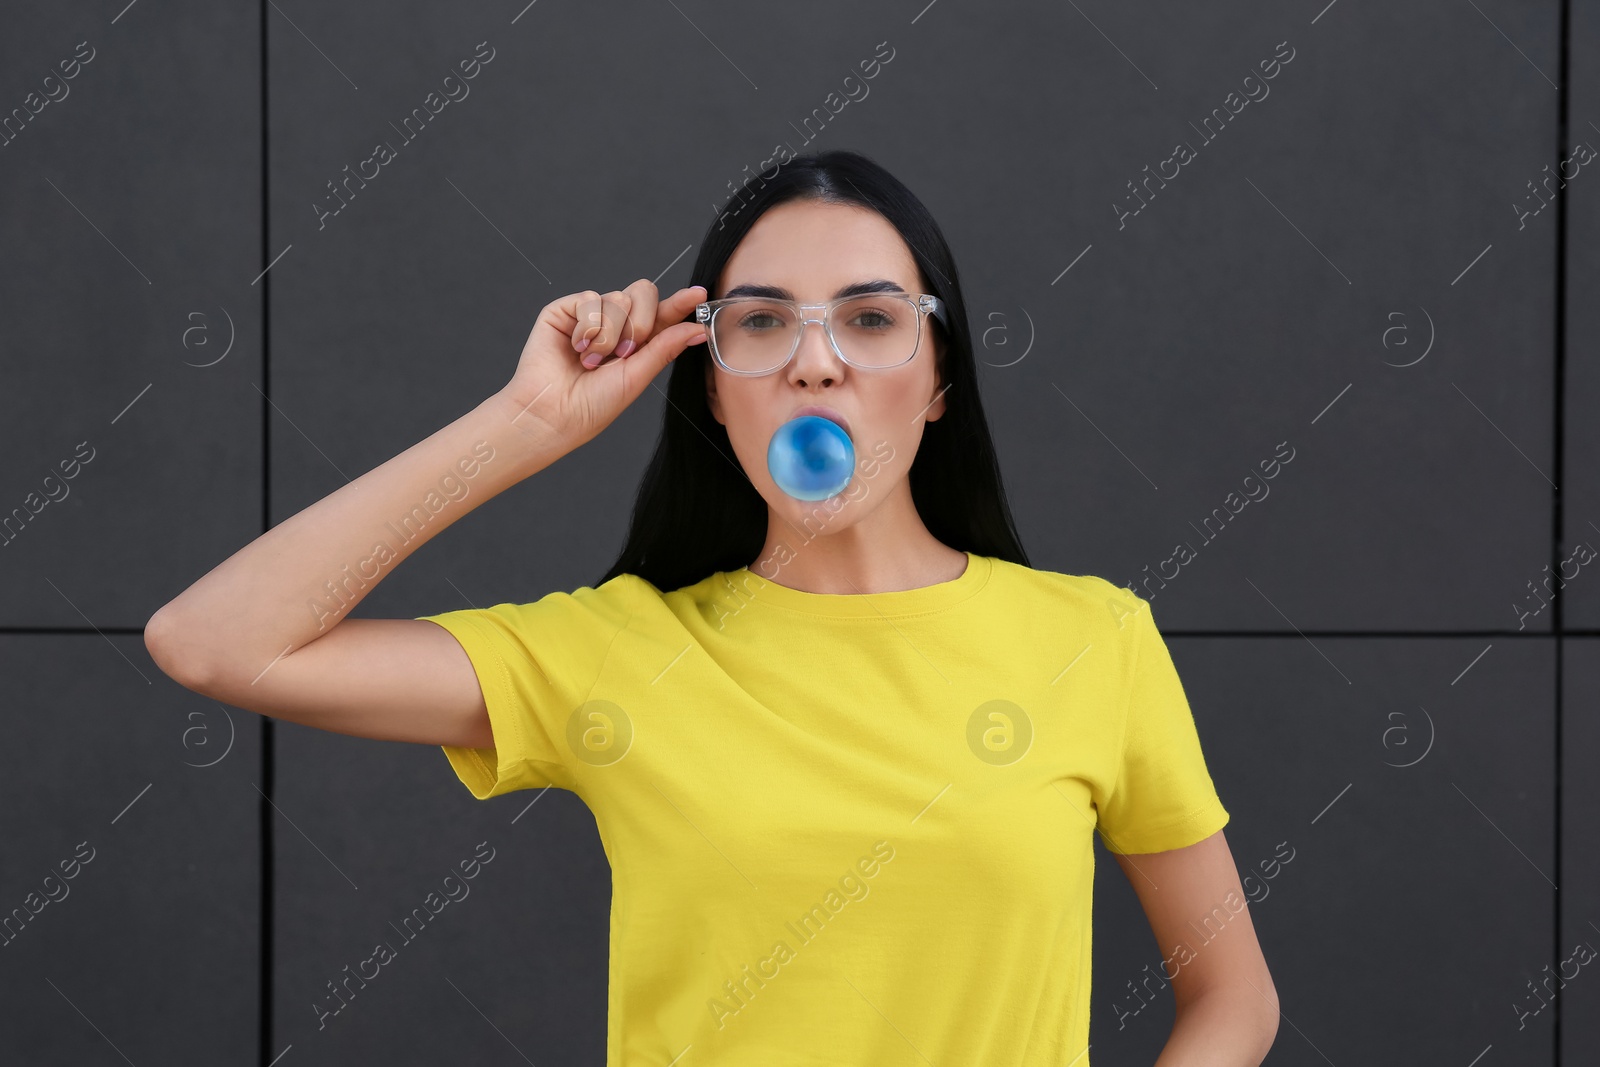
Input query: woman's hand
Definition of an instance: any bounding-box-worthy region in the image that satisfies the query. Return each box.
[498,279,708,450]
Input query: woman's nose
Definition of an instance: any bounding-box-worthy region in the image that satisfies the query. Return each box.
[788,316,847,378]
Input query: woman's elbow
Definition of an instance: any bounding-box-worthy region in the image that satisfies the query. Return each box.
[1240,977,1281,1061]
[144,605,217,691]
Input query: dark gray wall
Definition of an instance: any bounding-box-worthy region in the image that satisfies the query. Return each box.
[1,0,1593,1062]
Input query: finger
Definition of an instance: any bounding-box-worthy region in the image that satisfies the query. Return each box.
[612,279,661,362]
[614,281,708,363]
[576,291,633,367]
[654,284,706,334]
[601,320,707,387]
[564,290,603,351]
[628,285,705,364]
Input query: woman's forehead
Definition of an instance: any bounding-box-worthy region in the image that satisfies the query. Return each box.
[719,205,920,297]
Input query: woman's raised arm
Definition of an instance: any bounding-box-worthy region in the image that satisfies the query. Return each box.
[143,281,707,746]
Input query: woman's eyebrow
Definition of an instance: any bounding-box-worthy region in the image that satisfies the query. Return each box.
[721,279,908,300]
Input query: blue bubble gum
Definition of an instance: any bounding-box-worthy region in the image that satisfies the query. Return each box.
[767,415,855,501]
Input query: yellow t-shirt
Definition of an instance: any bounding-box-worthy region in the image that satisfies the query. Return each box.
[416,551,1229,1066]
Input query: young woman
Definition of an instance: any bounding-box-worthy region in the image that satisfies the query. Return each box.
[147,150,1277,1065]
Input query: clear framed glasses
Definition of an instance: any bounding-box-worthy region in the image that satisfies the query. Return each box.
[693,291,947,376]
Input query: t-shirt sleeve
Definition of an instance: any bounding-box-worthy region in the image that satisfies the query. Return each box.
[1095,593,1231,854]
[414,579,635,800]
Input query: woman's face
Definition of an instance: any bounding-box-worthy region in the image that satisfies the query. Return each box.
[704,198,948,530]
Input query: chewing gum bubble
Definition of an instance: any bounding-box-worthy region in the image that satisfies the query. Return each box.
[767,415,855,501]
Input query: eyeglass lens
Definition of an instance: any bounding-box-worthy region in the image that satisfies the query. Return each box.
[711,295,922,373]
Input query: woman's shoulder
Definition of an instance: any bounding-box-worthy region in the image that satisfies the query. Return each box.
[989,557,1141,601]
[572,569,725,621]
[465,570,669,625]
[987,558,1151,630]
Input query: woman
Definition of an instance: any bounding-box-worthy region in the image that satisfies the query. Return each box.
[146,150,1277,1064]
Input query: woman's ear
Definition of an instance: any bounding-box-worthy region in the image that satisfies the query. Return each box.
[926,336,949,422]
[704,360,724,427]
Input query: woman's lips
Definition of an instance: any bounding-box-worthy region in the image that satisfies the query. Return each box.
[790,405,852,437]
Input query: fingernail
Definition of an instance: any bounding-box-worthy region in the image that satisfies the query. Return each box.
[575,336,591,353]
[614,339,635,358]
[582,351,603,368]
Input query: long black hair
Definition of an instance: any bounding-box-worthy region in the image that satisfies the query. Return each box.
[597,149,1030,592]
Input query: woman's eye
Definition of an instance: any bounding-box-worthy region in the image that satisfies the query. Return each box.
[847,310,894,330]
